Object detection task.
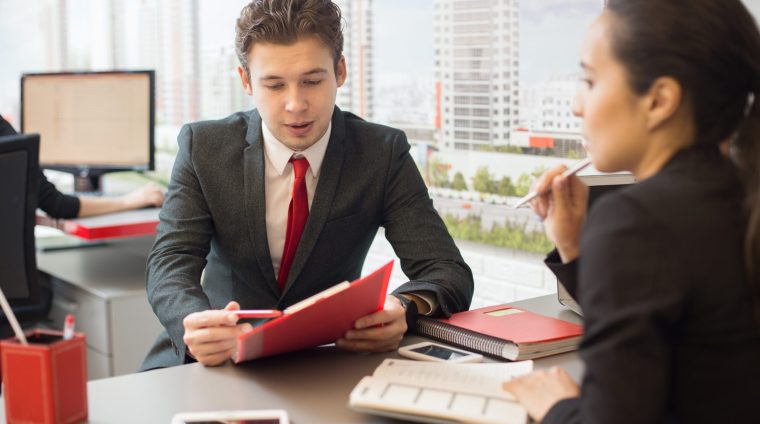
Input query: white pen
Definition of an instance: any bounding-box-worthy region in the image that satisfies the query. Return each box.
[0,287,28,345]
[512,157,594,209]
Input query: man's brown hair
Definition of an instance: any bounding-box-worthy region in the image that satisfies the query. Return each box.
[235,0,344,78]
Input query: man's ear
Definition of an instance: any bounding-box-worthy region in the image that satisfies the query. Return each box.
[238,65,254,96]
[336,55,347,88]
[642,76,682,131]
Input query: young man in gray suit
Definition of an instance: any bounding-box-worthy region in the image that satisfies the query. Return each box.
[141,0,473,370]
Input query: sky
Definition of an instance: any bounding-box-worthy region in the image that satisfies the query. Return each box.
[196,0,599,83]
[3,0,760,122]
[198,0,436,81]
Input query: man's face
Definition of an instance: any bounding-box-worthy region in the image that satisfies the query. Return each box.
[238,35,346,151]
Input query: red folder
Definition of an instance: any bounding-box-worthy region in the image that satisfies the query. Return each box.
[443,305,581,344]
[61,208,160,240]
[234,260,393,363]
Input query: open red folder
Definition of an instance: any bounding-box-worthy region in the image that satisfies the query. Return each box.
[234,261,393,363]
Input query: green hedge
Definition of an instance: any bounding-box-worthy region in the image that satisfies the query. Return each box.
[443,214,553,255]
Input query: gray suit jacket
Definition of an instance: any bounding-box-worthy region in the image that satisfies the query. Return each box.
[140,107,473,370]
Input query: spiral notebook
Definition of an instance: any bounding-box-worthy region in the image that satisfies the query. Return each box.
[415,305,582,361]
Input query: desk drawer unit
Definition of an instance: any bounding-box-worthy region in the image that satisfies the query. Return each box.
[49,277,112,378]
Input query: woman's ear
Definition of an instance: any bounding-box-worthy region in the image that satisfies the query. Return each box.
[642,76,683,131]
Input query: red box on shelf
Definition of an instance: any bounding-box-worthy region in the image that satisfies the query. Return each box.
[0,329,88,424]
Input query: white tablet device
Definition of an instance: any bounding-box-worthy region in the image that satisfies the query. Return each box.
[398,341,483,363]
[170,409,289,424]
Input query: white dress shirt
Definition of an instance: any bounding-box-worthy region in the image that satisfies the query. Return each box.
[260,121,437,314]
[262,121,331,277]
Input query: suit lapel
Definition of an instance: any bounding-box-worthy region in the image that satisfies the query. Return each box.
[281,108,346,297]
[243,110,280,297]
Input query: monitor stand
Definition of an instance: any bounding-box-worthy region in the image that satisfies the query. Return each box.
[73,173,103,193]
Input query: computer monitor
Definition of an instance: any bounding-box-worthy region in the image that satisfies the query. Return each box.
[556,172,637,315]
[0,133,41,308]
[20,70,155,192]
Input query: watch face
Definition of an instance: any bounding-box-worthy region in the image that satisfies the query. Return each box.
[394,294,412,310]
[395,295,408,309]
[393,294,418,328]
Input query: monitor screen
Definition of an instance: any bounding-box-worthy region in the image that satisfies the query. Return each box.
[20,71,155,184]
[0,134,40,306]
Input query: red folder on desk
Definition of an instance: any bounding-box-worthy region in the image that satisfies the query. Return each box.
[61,208,160,240]
[234,261,393,363]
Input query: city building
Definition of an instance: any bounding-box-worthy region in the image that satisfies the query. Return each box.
[434,0,520,151]
[200,46,249,120]
[516,73,585,157]
[333,0,373,120]
[156,0,201,126]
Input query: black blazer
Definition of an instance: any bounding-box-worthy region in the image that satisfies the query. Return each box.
[141,108,474,370]
[545,146,760,423]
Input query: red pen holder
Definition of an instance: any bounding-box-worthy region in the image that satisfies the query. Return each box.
[0,329,88,424]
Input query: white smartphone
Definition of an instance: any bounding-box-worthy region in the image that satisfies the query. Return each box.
[398,341,483,363]
[170,409,289,424]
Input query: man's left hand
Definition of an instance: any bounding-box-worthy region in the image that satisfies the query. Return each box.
[336,295,407,352]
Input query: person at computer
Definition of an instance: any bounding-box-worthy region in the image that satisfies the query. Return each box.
[0,114,164,219]
[140,0,473,370]
[501,1,760,422]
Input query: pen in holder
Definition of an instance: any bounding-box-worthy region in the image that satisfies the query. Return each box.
[0,329,88,424]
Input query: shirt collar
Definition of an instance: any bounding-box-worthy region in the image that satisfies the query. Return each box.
[262,121,331,178]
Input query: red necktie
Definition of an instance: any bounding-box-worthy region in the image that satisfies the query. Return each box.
[277,157,310,290]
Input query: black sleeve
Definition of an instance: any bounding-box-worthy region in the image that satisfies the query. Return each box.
[1,114,81,219]
[38,170,80,219]
[0,115,18,136]
[543,193,682,424]
[146,124,214,365]
[544,249,579,298]
[543,398,581,424]
[381,131,474,318]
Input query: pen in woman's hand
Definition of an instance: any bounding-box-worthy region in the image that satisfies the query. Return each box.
[511,157,593,209]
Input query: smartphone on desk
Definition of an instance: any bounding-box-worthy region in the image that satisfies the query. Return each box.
[171,409,289,424]
[398,341,483,363]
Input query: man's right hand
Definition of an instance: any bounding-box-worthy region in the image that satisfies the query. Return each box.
[182,301,253,366]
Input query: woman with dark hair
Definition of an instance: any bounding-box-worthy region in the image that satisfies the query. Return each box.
[503,0,760,422]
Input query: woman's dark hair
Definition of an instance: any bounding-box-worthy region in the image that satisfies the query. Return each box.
[606,0,760,320]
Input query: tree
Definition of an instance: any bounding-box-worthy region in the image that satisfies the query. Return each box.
[472,166,493,193]
[514,166,548,197]
[428,157,451,188]
[497,176,514,197]
[452,172,468,191]
[514,172,533,197]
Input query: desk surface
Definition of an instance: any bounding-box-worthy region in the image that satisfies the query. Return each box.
[36,235,156,298]
[76,295,583,424]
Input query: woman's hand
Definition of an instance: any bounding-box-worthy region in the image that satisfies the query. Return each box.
[530,166,589,263]
[503,367,580,423]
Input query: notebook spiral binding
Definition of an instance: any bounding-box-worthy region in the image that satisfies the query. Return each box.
[414,317,511,358]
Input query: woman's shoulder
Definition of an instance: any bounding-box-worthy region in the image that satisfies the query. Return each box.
[583,150,745,278]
